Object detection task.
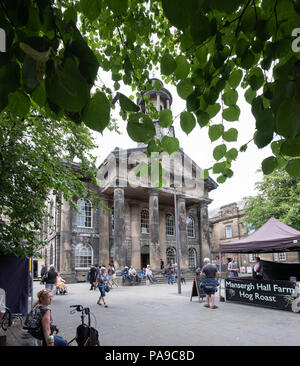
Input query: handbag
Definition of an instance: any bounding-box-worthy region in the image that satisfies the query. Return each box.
[104,285,110,292]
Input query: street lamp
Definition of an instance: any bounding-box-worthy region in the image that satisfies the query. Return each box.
[170,184,181,294]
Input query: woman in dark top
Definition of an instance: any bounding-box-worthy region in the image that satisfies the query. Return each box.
[43,266,58,295]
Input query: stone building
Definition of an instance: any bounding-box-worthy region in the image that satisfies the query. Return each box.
[209,201,300,273]
[40,79,218,282]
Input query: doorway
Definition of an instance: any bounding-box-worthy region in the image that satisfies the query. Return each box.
[141,245,150,269]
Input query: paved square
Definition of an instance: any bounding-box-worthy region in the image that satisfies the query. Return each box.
[32,280,300,346]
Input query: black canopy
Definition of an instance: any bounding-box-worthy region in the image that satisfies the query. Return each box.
[220,217,300,254]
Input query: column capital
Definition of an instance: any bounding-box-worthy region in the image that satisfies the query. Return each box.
[149,188,160,196]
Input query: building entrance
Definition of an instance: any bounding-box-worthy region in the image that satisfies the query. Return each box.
[141,245,150,269]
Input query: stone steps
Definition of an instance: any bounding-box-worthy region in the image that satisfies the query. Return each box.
[117,272,196,286]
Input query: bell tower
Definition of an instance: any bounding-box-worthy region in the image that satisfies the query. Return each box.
[136,78,175,147]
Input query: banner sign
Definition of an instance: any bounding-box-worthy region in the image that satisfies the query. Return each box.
[225,278,300,312]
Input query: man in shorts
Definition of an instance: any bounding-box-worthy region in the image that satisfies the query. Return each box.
[200,258,220,309]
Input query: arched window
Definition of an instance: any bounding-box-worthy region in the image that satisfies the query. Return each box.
[186,216,195,238]
[75,243,93,269]
[188,248,197,268]
[166,247,176,265]
[141,209,149,234]
[77,199,92,228]
[166,214,174,236]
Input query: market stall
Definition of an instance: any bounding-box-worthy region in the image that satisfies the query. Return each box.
[219,217,300,312]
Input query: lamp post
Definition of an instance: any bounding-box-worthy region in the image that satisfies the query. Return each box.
[171,184,181,294]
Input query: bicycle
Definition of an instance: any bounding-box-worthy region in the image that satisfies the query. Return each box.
[0,288,23,331]
[0,306,24,331]
[67,305,100,346]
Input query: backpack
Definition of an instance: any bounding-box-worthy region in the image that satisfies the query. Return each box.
[23,307,44,340]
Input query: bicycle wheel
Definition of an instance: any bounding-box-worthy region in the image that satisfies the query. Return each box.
[1,310,11,331]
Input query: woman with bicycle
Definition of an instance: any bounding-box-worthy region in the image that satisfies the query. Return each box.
[24,289,68,346]
[96,267,110,308]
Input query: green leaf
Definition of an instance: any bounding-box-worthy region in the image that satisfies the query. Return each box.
[222,105,240,121]
[271,140,283,156]
[196,110,210,127]
[161,54,176,76]
[203,169,209,179]
[228,69,243,88]
[217,175,227,184]
[80,0,102,21]
[244,87,256,104]
[180,111,196,135]
[254,130,273,148]
[225,148,238,161]
[190,13,211,45]
[0,62,20,112]
[261,156,278,175]
[161,0,197,30]
[82,91,110,133]
[206,103,221,119]
[213,162,226,174]
[213,144,227,161]
[161,136,180,155]
[276,98,300,139]
[286,159,300,177]
[45,57,90,113]
[108,0,128,15]
[32,82,46,107]
[69,39,100,85]
[127,113,156,143]
[208,124,224,142]
[118,93,140,112]
[247,67,264,91]
[159,109,173,128]
[8,91,30,117]
[280,138,300,157]
[174,56,190,80]
[222,90,238,106]
[223,128,238,142]
[177,79,193,99]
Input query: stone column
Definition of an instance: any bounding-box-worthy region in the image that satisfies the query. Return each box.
[113,188,126,270]
[99,197,110,266]
[199,200,211,263]
[131,204,141,270]
[149,190,161,270]
[178,196,188,269]
[59,196,72,276]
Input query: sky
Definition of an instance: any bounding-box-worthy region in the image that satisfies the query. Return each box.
[90,71,272,214]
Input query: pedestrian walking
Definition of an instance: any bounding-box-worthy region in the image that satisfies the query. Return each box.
[200,258,220,309]
[165,263,173,285]
[89,265,97,291]
[107,263,118,287]
[228,257,239,278]
[96,267,110,308]
[146,265,155,285]
[42,266,58,296]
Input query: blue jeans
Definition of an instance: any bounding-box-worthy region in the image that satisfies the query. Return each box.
[167,274,173,284]
[54,335,68,346]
